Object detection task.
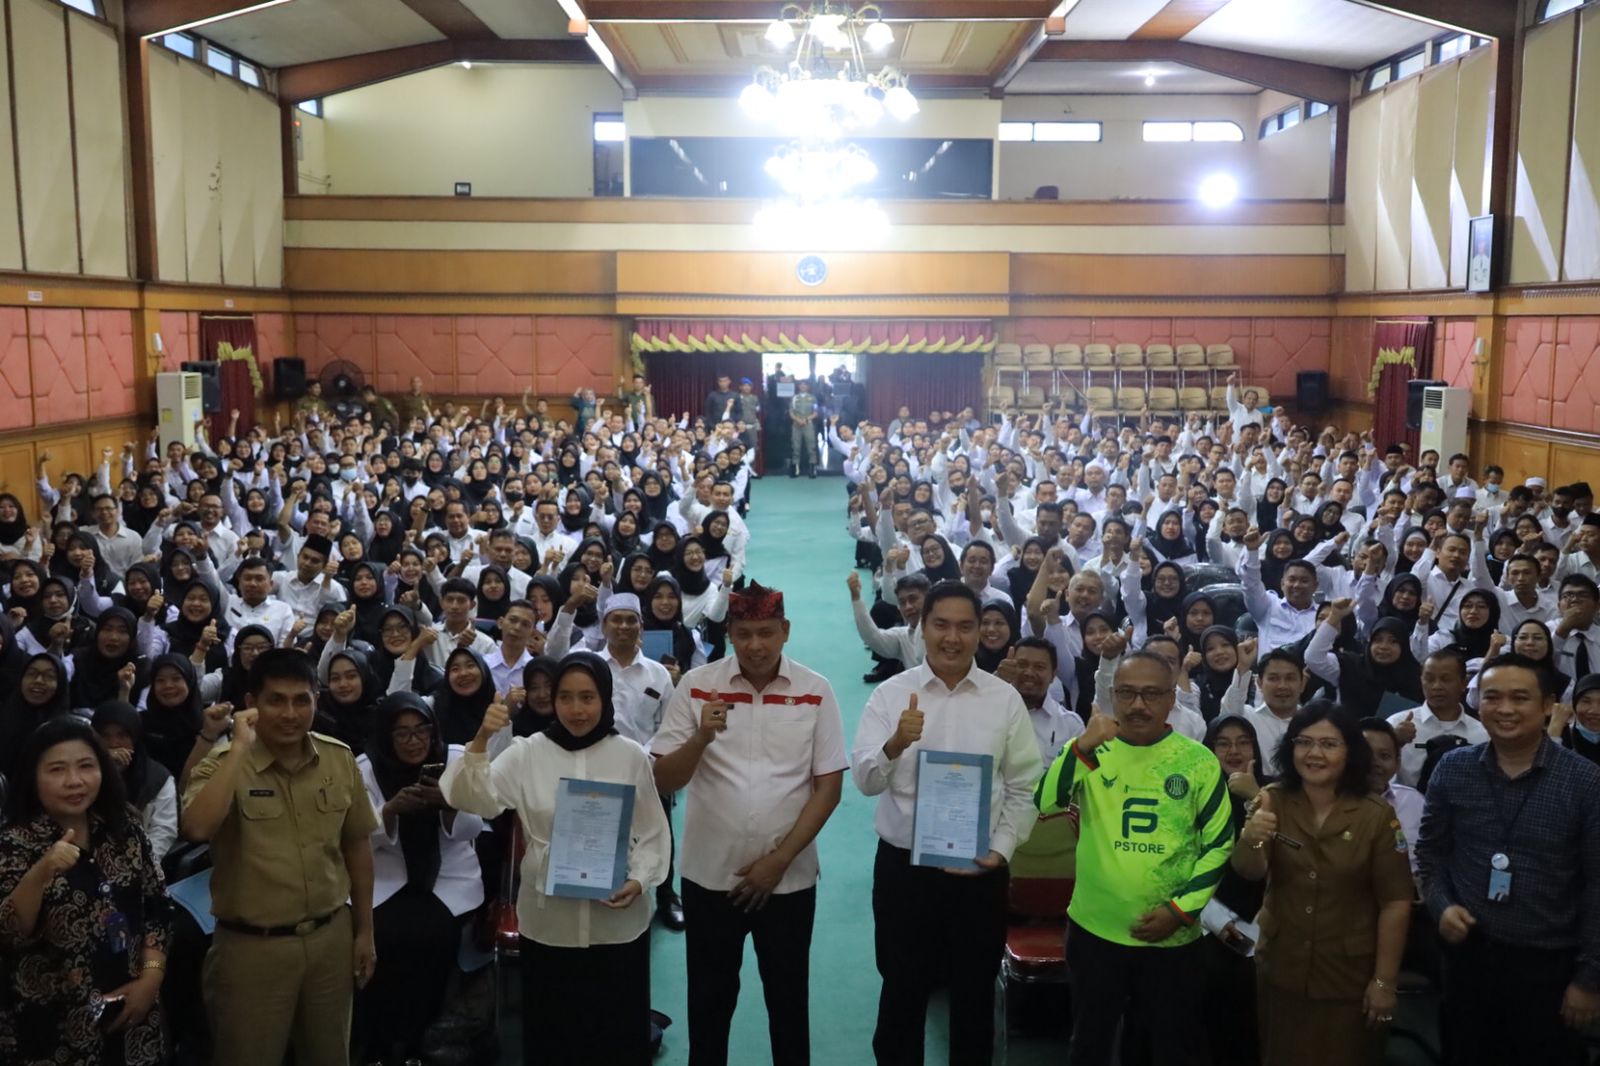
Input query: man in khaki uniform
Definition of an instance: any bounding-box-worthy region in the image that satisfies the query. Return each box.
[181,648,378,1066]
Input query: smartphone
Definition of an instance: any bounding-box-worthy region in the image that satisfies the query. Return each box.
[420,762,446,782]
[97,994,127,1030]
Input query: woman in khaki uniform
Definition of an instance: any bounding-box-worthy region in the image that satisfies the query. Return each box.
[1231,700,1414,1066]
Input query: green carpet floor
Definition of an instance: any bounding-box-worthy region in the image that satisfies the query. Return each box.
[645,476,1070,1066]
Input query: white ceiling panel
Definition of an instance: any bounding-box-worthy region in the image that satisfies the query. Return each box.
[1183,0,1440,69]
[1009,60,1258,94]
[458,0,571,40]
[1060,0,1174,40]
[202,0,445,67]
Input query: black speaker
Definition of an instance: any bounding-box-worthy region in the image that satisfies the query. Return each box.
[1406,378,1446,430]
[274,357,307,401]
[180,361,222,414]
[1296,371,1330,414]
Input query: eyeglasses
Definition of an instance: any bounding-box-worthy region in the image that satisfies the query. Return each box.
[380,623,413,636]
[1112,687,1170,706]
[391,726,433,743]
[1559,592,1597,603]
[1291,736,1346,752]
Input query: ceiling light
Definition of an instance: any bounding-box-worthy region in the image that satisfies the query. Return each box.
[764,18,795,48]
[740,81,777,120]
[884,83,918,121]
[460,61,472,70]
[811,13,849,49]
[863,19,894,52]
[1198,173,1239,208]
[1144,74,1155,87]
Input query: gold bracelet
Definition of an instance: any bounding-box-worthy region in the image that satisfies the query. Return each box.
[141,960,166,972]
[1249,839,1265,850]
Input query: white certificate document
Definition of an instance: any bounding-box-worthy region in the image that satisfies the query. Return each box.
[544,778,636,900]
[912,750,993,870]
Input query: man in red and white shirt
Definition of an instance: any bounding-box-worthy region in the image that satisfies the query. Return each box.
[652,582,847,1066]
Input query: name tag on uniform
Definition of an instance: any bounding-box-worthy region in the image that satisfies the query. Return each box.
[248,789,275,797]
[644,688,661,700]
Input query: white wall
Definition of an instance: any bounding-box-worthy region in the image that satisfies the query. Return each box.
[998,93,1330,201]
[296,110,330,194]
[321,64,625,197]
[1255,90,1334,201]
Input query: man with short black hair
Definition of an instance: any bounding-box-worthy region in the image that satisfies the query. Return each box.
[427,577,496,670]
[1418,654,1600,1066]
[1241,527,1320,650]
[182,649,377,1066]
[227,556,297,644]
[1552,573,1600,698]
[1388,649,1486,790]
[1005,636,1082,765]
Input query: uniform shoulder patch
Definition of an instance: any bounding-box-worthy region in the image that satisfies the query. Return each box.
[1163,774,1189,800]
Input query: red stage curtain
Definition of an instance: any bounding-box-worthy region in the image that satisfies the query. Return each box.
[198,315,259,439]
[864,352,984,426]
[1370,318,1434,455]
[641,351,763,427]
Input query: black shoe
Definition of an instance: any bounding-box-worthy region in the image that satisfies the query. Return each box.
[862,662,898,683]
[789,470,799,478]
[808,470,816,478]
[657,891,685,931]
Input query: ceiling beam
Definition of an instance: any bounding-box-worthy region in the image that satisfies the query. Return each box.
[991,0,1079,95]
[628,71,995,95]
[1129,0,1232,41]
[1032,40,1350,101]
[124,0,293,39]
[1343,0,1518,40]
[277,39,595,102]
[582,1,1056,20]
[394,0,497,40]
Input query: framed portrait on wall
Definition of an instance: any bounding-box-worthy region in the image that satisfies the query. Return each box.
[1466,215,1494,293]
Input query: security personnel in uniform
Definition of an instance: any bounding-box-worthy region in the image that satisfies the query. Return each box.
[789,380,819,478]
[181,648,379,1066]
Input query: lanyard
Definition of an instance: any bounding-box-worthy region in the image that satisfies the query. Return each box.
[1485,761,1537,856]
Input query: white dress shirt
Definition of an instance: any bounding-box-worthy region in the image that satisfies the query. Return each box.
[851,598,925,667]
[1027,696,1084,767]
[270,571,344,623]
[225,596,298,646]
[439,735,669,948]
[1385,704,1488,787]
[1382,779,1424,878]
[650,655,848,894]
[1241,553,1319,651]
[359,746,486,914]
[850,661,1043,861]
[485,644,534,696]
[600,644,673,747]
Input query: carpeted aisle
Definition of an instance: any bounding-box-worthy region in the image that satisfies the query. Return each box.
[646,476,1069,1066]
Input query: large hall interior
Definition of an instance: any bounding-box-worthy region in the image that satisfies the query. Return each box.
[3,0,1600,1065]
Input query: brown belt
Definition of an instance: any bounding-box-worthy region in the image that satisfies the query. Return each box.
[216,910,338,937]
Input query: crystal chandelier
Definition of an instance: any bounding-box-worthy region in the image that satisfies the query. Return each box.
[740,2,918,141]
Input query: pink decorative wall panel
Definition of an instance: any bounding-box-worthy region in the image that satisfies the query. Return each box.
[374,315,456,394]
[1010,317,1091,348]
[27,309,90,425]
[158,311,196,370]
[0,307,33,430]
[298,314,375,382]
[1250,318,1332,403]
[1502,316,1557,427]
[535,317,617,397]
[1550,316,1600,436]
[85,310,137,419]
[456,316,536,396]
[1090,318,1174,350]
[1437,318,1477,391]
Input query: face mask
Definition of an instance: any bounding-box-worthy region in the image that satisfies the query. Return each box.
[1576,722,1600,745]
[505,491,524,503]
[1485,483,1500,494]
[340,468,357,482]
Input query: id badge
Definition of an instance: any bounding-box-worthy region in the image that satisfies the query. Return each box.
[1487,868,1513,902]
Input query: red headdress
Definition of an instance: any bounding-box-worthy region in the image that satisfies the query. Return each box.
[728,581,784,621]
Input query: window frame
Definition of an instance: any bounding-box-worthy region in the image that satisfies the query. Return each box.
[1540,0,1586,21]
[55,0,99,15]
[297,98,322,117]
[204,44,236,76]
[1258,103,1304,139]
[592,113,626,144]
[159,32,197,58]
[1031,121,1103,143]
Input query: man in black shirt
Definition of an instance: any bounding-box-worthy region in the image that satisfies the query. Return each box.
[1418,653,1600,1066]
[704,374,738,428]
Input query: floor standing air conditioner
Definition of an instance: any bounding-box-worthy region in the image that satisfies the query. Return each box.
[157,371,203,451]
[1419,385,1471,458]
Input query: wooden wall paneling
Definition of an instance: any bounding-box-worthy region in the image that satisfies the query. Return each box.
[68,15,129,279]
[1410,64,1458,290]
[0,1,21,272]
[178,61,222,285]
[1510,16,1577,284]
[1485,427,1552,485]
[1551,441,1600,488]
[285,249,616,297]
[1563,4,1600,282]
[618,252,1011,300]
[1374,77,1419,291]
[217,79,256,287]
[1010,254,1338,298]
[1449,47,1494,288]
[0,441,34,505]
[11,0,77,274]
[148,50,187,283]
[251,90,284,288]
[1345,94,1382,291]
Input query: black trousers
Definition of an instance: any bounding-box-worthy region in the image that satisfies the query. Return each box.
[355,886,464,1060]
[657,791,678,901]
[1439,935,1585,1066]
[1064,919,1206,1066]
[1198,934,1259,1066]
[871,840,1008,1066]
[867,597,905,671]
[521,931,651,1066]
[681,879,817,1066]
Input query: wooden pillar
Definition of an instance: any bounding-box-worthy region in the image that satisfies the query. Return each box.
[122,33,157,283]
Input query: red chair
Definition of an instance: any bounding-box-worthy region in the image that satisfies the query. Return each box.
[997,810,1077,1043]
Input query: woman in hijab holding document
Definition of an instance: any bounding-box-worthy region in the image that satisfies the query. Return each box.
[440,650,670,1065]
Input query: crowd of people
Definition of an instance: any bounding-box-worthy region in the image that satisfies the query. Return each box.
[1,365,1599,1066]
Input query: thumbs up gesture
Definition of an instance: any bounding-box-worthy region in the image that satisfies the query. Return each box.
[478,693,511,741]
[886,694,924,759]
[34,829,82,879]
[1394,712,1417,746]
[1079,702,1120,752]
[995,646,1023,685]
[1241,789,1278,848]
[1227,760,1260,800]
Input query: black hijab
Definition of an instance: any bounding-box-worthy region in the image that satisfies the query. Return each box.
[919,534,962,584]
[0,492,28,545]
[0,653,71,774]
[1256,479,1286,532]
[975,600,1021,674]
[647,521,680,574]
[115,562,162,619]
[641,574,698,667]
[141,653,203,780]
[1178,591,1218,654]
[1193,624,1239,722]
[1259,530,1297,592]
[71,606,145,709]
[316,648,383,755]
[1509,619,1570,698]
[1377,572,1423,628]
[474,564,512,623]
[1006,537,1047,611]
[219,625,273,710]
[368,509,408,566]
[92,699,171,810]
[367,692,449,890]
[617,551,656,599]
[164,582,230,672]
[1337,616,1424,711]
[1142,560,1186,637]
[1448,589,1501,661]
[345,561,391,646]
[432,647,496,745]
[1147,511,1194,562]
[515,657,561,737]
[699,510,732,563]
[672,537,712,597]
[544,651,619,752]
[368,605,444,697]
